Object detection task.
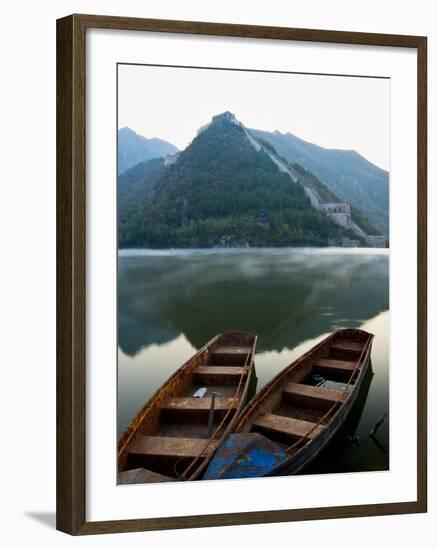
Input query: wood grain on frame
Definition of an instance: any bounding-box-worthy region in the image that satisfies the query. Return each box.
[56,13,427,535]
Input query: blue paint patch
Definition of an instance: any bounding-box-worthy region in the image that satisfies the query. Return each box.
[203,433,290,480]
[246,448,278,468]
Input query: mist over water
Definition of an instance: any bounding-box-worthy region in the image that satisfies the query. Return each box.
[118,247,389,474]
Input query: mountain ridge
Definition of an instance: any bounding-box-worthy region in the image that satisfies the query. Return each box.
[118,127,179,174]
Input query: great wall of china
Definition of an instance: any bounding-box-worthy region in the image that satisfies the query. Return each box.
[193,112,387,248]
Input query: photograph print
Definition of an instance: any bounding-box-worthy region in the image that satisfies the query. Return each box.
[117,63,389,485]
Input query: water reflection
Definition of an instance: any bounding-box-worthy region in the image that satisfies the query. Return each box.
[118,248,389,355]
[118,248,389,474]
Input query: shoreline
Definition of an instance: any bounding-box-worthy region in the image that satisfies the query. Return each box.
[118,246,390,255]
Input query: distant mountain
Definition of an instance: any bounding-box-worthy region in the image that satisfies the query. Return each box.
[118,112,364,248]
[251,129,389,236]
[118,127,179,174]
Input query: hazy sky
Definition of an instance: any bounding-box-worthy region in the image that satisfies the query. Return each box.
[118,64,390,171]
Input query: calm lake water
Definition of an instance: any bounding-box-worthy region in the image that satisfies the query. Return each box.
[118,247,389,475]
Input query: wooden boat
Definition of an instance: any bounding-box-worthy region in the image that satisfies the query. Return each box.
[203,328,374,480]
[118,331,257,483]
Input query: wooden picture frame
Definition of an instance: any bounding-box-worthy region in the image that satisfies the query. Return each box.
[56,13,427,535]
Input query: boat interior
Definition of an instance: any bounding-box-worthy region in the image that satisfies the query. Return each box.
[243,331,371,453]
[119,332,256,480]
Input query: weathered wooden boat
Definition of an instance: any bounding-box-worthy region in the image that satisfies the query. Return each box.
[203,328,374,480]
[118,331,257,483]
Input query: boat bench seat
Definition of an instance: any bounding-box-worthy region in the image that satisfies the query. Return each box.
[314,358,358,376]
[283,382,346,410]
[332,341,363,352]
[161,396,237,421]
[213,346,252,355]
[253,413,325,441]
[330,341,364,360]
[163,396,237,412]
[210,345,252,366]
[129,436,219,460]
[193,366,246,385]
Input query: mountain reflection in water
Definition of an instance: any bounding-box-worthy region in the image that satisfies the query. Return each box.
[118,248,388,355]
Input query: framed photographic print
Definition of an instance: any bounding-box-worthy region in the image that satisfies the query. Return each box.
[56,14,427,535]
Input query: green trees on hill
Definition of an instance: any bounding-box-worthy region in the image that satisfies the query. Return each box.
[122,212,352,249]
[117,157,167,219]
[118,119,364,248]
